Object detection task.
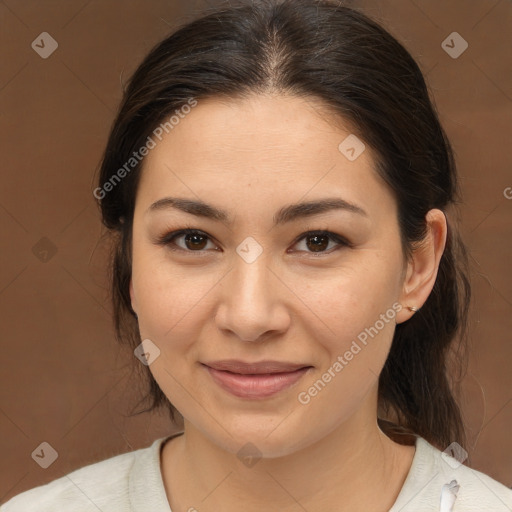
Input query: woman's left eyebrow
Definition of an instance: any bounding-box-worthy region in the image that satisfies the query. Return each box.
[146,196,368,226]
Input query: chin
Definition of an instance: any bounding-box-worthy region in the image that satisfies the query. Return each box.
[200,416,315,460]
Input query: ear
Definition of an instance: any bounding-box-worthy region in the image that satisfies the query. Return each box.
[396,208,447,324]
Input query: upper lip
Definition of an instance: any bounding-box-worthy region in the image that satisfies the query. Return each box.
[202,360,311,374]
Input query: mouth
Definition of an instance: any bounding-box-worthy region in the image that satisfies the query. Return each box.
[201,360,313,399]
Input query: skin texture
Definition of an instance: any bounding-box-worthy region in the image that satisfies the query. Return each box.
[129,94,447,511]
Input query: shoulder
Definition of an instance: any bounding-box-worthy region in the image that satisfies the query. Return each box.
[0,438,166,512]
[434,442,512,511]
[391,437,512,512]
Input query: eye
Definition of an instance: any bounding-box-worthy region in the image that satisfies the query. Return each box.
[291,230,350,255]
[155,228,351,255]
[156,229,219,252]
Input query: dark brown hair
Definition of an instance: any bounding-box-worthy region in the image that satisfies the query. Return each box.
[96,0,471,450]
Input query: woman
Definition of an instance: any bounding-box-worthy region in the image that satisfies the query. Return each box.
[2,0,511,511]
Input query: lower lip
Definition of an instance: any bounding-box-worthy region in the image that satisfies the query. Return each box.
[204,365,311,399]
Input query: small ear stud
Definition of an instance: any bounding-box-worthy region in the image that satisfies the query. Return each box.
[407,306,419,313]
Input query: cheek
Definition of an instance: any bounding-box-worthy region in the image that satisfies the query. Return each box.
[296,278,398,418]
[288,255,400,342]
[288,259,401,409]
[131,250,221,345]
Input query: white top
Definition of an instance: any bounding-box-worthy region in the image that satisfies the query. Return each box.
[2,432,511,511]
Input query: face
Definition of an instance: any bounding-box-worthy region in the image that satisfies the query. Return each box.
[129,94,409,457]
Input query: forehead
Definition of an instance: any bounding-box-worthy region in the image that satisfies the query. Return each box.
[136,94,396,222]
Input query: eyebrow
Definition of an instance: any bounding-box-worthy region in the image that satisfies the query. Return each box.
[146,196,368,225]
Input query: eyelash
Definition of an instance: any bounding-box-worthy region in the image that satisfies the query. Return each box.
[155,227,352,256]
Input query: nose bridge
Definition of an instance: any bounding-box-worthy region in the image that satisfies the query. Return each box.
[230,247,274,310]
[215,246,288,341]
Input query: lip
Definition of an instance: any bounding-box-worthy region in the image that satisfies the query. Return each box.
[202,360,312,399]
[202,359,310,374]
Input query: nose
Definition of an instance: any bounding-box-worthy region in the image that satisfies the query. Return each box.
[214,253,291,342]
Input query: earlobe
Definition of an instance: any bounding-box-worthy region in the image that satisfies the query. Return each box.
[396,209,447,323]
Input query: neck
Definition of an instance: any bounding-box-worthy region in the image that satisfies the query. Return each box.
[161,389,416,512]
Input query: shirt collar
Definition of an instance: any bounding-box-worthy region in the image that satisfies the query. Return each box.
[129,431,184,512]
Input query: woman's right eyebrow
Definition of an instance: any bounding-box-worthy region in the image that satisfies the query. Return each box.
[146,196,369,226]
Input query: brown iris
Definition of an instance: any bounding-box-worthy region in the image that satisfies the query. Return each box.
[184,233,208,250]
[306,234,329,252]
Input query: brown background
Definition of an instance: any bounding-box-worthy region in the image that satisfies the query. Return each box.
[1,0,511,503]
